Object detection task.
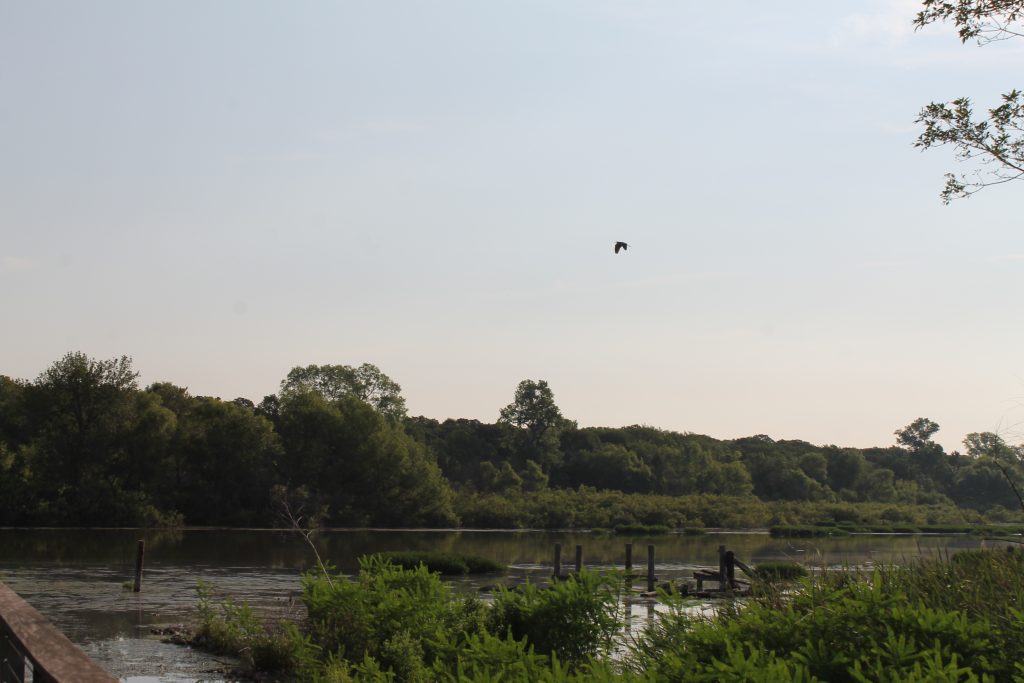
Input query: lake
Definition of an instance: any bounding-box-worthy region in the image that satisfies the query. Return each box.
[0,528,996,681]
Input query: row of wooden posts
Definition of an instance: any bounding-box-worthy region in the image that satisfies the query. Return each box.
[551,542,744,593]
[128,539,749,596]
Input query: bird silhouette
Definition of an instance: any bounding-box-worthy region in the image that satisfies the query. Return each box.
[614,241,629,254]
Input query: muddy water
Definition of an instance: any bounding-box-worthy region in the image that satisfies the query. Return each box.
[0,528,993,681]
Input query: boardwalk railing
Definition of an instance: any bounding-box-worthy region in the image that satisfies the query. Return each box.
[0,582,116,683]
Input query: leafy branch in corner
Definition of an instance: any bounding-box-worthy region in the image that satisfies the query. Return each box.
[916,90,1024,202]
[913,0,1024,201]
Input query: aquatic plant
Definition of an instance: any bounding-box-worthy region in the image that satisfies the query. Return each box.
[376,550,506,575]
[489,571,623,669]
[751,561,808,581]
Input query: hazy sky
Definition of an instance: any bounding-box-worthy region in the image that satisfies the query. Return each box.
[2,1,1022,452]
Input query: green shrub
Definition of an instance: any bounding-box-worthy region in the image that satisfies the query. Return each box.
[194,579,266,655]
[489,571,622,670]
[193,579,315,673]
[629,551,1024,682]
[302,555,489,676]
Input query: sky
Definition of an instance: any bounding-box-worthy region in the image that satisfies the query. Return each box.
[1,1,1022,452]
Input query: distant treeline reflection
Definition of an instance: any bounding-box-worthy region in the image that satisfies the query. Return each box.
[0,352,1021,529]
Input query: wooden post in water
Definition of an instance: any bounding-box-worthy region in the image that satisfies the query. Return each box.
[725,550,736,590]
[575,545,583,574]
[647,544,656,592]
[625,543,633,574]
[133,540,145,593]
[553,543,561,579]
[717,545,726,589]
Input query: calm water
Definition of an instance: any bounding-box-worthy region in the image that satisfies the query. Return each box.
[0,528,995,681]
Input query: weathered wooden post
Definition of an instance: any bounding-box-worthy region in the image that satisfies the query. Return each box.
[625,543,633,574]
[553,543,561,579]
[647,544,656,592]
[575,545,583,574]
[725,550,736,590]
[133,540,145,593]
[717,545,726,589]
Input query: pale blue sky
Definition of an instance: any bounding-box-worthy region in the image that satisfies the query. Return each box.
[2,1,1022,451]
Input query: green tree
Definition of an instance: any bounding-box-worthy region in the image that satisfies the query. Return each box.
[895,417,941,451]
[560,443,653,493]
[280,363,407,419]
[893,417,954,492]
[405,417,504,486]
[479,460,523,493]
[962,431,1024,512]
[860,468,898,502]
[798,452,829,485]
[519,459,549,492]
[27,353,164,523]
[822,446,867,495]
[278,391,457,526]
[498,379,568,470]
[0,376,29,450]
[172,396,281,525]
[915,1,1024,201]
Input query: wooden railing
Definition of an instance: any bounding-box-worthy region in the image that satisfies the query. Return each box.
[0,582,116,683]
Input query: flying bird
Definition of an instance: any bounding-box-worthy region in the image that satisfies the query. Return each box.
[614,241,629,254]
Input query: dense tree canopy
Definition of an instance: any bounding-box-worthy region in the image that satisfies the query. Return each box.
[281,363,407,420]
[1,353,1023,527]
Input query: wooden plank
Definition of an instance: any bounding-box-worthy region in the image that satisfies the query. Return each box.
[0,582,117,682]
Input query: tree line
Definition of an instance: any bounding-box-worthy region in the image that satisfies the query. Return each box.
[0,352,1021,527]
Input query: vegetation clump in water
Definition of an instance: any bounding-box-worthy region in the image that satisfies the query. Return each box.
[376,550,506,575]
[750,561,808,581]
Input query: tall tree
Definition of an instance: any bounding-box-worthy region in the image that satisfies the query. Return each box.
[894,418,952,492]
[962,431,1024,512]
[895,417,941,451]
[277,391,456,526]
[280,363,407,419]
[498,379,568,470]
[32,353,139,483]
[915,1,1024,201]
[28,352,168,524]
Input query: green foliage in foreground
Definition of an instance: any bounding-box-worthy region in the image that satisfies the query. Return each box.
[630,549,1024,682]
[195,549,1024,682]
[377,551,506,575]
[194,555,625,681]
